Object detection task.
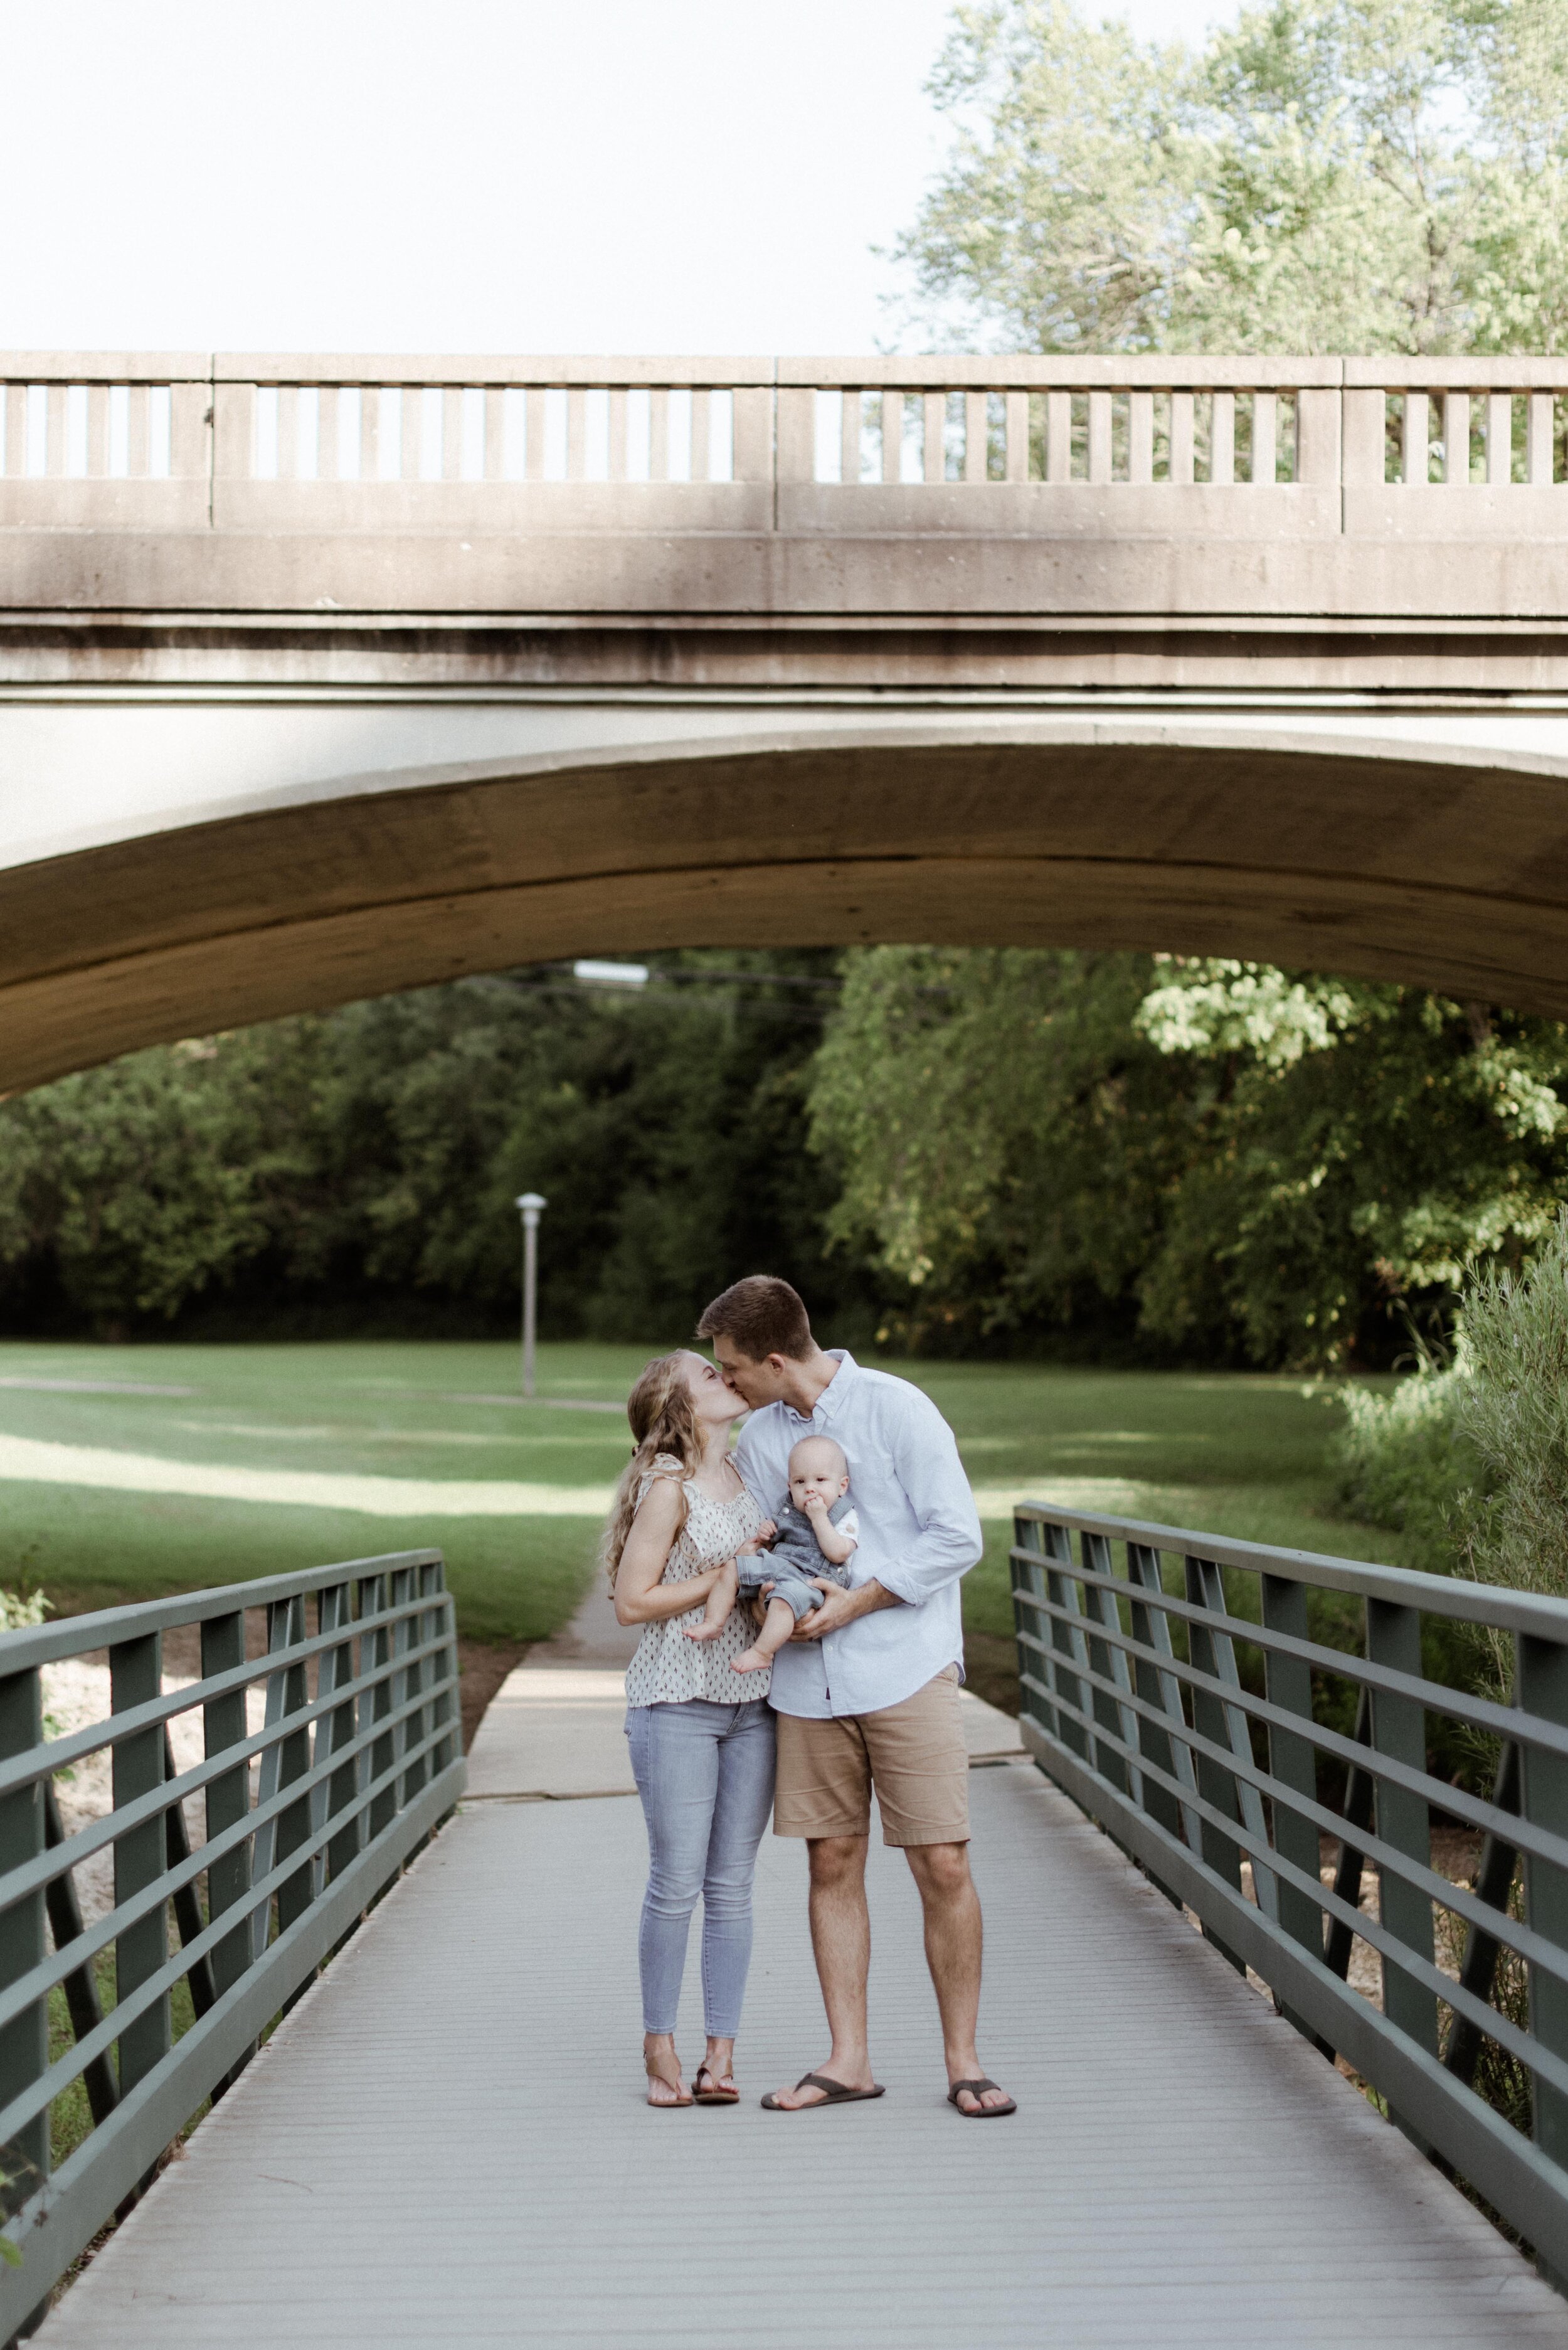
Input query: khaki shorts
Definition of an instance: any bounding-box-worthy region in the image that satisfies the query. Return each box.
[773,1665,970,1848]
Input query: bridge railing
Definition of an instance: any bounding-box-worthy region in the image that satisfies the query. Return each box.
[1011,1505,1568,2272]
[2,352,1565,502]
[0,1553,463,2340]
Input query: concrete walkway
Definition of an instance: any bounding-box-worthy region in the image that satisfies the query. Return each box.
[38,1661,1568,2347]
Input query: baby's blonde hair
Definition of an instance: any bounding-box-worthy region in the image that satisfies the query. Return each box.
[789,1433,848,1482]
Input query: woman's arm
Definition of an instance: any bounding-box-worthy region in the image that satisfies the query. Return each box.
[613,1479,724,1625]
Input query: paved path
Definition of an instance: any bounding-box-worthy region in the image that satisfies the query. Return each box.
[38,1672,1568,2347]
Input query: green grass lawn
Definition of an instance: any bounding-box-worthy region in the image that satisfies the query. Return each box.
[0,1339,1401,1660]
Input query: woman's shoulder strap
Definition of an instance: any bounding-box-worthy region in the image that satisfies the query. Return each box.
[636,1451,692,1502]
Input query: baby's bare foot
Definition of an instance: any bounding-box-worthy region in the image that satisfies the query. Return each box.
[683,1619,728,1642]
[730,1646,771,1674]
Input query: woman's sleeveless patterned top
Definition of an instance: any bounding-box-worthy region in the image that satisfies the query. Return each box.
[623,1455,769,1706]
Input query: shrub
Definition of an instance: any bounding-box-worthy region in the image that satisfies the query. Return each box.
[0,1588,49,1633]
[1449,1216,1568,1698]
[1331,1358,1483,1576]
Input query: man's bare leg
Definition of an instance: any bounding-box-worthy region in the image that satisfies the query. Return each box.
[903,1841,1012,2112]
[765,1834,876,2107]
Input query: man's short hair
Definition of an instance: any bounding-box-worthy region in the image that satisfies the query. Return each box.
[696,1275,813,1362]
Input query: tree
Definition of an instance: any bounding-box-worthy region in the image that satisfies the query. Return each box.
[1133,959,1568,1363]
[888,0,1568,355]
[808,948,1189,1352]
[807,951,1568,1367]
[0,956,869,1344]
[0,1044,270,1328]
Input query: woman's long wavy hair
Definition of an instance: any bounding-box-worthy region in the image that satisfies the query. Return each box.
[600,1352,705,1590]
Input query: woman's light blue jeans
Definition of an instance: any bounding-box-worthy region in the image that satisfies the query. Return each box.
[625,1698,776,2038]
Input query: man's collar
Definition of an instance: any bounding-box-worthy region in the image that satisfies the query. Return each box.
[790,1348,856,1424]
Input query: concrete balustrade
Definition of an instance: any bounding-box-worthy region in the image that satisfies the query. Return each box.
[0,351,1565,619]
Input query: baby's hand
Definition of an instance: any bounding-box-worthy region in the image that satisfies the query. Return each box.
[802,1492,830,1518]
[736,1526,775,1556]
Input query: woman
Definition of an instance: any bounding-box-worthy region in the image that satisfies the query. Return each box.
[604,1349,775,2108]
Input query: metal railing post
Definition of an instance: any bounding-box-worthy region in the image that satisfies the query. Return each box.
[272,1595,315,1943]
[161,1728,216,2019]
[42,1784,117,2126]
[1259,1573,1328,2045]
[0,1661,46,2209]
[1046,1529,1091,1765]
[1323,1687,1375,1984]
[1520,1632,1568,2186]
[389,1566,416,1810]
[1445,1741,1521,2089]
[1184,1557,1248,1972]
[432,1589,460,1782]
[1259,1573,1322,1932]
[362,1573,396,1849]
[201,1607,255,2095]
[1011,1514,1056,1743]
[400,1565,435,1809]
[1123,1543,1201,1858]
[1081,1533,1142,1808]
[1367,1598,1439,2147]
[109,1632,169,2105]
[316,1582,362,1888]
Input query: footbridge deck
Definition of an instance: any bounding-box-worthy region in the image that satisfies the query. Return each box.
[34,1667,1567,2350]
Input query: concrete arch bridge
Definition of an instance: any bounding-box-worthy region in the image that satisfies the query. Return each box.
[6,351,1568,1089]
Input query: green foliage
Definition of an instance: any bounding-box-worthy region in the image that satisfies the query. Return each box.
[0,959,865,1344]
[1328,1215,1568,1699]
[0,1588,50,1634]
[1332,1362,1477,1554]
[808,947,1188,1351]
[1135,960,1568,1365]
[1449,1216,1568,1691]
[808,950,1568,1368]
[891,0,1568,355]
[0,1045,270,1325]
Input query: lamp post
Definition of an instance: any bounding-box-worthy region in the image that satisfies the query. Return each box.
[514,1193,546,1398]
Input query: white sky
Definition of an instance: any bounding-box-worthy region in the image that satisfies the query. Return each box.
[3,0,1236,359]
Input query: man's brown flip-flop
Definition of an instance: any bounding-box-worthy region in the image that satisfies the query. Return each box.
[948,2076,1017,2117]
[760,2071,886,2110]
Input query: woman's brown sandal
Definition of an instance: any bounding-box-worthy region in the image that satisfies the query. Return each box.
[692,2063,739,2105]
[645,2059,692,2108]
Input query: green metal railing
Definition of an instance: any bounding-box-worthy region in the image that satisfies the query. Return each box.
[1011,1506,1568,2272]
[0,1551,464,2339]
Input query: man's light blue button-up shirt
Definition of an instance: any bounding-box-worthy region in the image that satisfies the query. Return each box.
[733,1351,983,1720]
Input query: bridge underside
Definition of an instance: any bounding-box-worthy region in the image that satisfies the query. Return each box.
[7,713,1568,1092]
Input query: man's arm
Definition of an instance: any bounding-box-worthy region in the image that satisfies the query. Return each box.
[791,1576,901,1640]
[872,1390,983,1608]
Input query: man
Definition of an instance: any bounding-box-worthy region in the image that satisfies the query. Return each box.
[696,1275,1015,2117]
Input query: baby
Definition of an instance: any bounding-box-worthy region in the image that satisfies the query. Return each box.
[687,1433,859,1675]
